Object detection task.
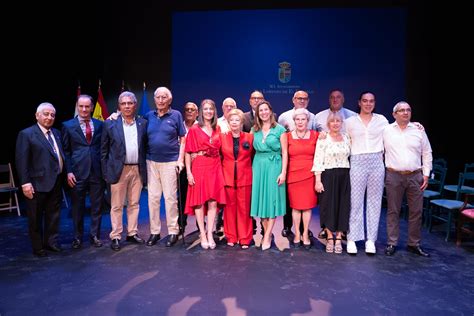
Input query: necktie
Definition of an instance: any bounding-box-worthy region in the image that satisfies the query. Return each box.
[47,131,57,154]
[85,120,92,144]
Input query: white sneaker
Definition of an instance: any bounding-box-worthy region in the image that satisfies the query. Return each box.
[346,240,357,254]
[365,240,376,254]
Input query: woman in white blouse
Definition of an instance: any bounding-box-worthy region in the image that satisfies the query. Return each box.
[312,112,351,254]
[344,92,388,255]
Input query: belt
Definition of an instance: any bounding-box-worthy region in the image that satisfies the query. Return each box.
[124,163,138,166]
[386,167,421,175]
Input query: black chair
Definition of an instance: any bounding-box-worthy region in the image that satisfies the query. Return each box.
[0,163,21,216]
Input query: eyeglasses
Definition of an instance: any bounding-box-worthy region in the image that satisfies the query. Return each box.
[250,97,264,101]
[396,108,411,113]
[184,108,196,113]
[295,97,309,101]
[119,101,135,106]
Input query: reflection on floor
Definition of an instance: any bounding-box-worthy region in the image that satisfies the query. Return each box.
[0,190,473,315]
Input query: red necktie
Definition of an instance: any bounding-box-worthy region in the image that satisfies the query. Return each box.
[85,120,92,144]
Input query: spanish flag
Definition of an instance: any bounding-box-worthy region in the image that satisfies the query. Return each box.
[92,82,109,121]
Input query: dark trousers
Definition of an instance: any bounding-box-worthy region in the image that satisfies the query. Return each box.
[385,170,423,247]
[70,173,105,239]
[25,176,63,251]
[177,168,188,232]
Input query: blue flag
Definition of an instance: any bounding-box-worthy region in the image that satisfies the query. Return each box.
[139,83,150,117]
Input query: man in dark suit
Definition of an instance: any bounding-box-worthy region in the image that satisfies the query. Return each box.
[101,91,148,251]
[62,94,105,249]
[242,90,265,133]
[16,102,65,257]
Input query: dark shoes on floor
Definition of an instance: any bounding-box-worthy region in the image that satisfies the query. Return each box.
[146,234,161,246]
[90,236,103,248]
[281,228,292,238]
[407,245,430,257]
[72,238,82,249]
[166,234,178,247]
[46,244,62,252]
[126,234,145,244]
[111,239,121,251]
[33,249,48,257]
[385,244,396,256]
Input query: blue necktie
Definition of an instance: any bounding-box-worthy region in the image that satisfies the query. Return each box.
[47,131,57,154]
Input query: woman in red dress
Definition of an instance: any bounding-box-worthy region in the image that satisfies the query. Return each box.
[185,99,226,249]
[287,108,319,249]
[220,109,254,249]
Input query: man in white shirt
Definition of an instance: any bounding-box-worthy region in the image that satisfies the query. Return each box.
[383,101,432,257]
[314,89,356,132]
[217,97,237,133]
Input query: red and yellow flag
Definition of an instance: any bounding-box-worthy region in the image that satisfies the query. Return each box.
[92,83,109,121]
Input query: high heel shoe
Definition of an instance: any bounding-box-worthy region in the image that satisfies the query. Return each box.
[326,238,334,253]
[334,238,343,254]
[303,240,312,250]
[208,236,216,249]
[261,242,271,251]
[200,235,209,249]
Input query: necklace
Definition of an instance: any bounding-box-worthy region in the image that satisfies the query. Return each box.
[202,126,213,144]
[262,129,270,143]
[295,130,308,139]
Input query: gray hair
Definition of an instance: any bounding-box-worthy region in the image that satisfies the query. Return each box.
[222,97,236,107]
[154,87,173,100]
[36,102,56,113]
[118,91,137,104]
[326,111,343,128]
[393,101,410,113]
[292,108,310,120]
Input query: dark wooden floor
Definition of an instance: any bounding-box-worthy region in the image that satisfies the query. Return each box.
[0,190,473,315]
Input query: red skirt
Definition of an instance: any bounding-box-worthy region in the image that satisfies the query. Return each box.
[185,155,226,215]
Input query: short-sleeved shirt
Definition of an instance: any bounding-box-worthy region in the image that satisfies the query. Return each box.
[144,109,186,162]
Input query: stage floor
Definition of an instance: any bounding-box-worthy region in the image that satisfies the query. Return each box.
[0,190,473,315]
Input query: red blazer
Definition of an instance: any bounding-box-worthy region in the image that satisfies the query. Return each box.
[220,132,254,187]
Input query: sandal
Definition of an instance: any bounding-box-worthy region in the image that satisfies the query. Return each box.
[326,238,334,253]
[334,238,343,254]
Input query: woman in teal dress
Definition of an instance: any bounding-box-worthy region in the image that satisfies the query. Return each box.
[250,100,288,251]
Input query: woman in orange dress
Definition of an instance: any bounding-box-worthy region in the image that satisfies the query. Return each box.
[185,99,226,249]
[287,108,319,249]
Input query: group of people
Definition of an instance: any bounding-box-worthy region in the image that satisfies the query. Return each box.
[15,87,433,258]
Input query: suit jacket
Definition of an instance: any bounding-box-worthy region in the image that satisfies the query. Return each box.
[243,111,255,133]
[101,115,147,185]
[62,117,103,180]
[243,110,277,133]
[15,124,65,192]
[220,132,254,187]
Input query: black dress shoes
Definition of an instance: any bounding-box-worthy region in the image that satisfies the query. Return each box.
[111,239,121,251]
[166,234,178,247]
[318,229,327,240]
[281,228,292,238]
[90,236,103,248]
[46,244,62,252]
[126,234,145,244]
[33,249,48,257]
[72,238,82,249]
[407,245,430,257]
[385,244,396,256]
[146,234,160,246]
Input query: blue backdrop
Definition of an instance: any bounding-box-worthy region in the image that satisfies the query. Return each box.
[172,8,406,118]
